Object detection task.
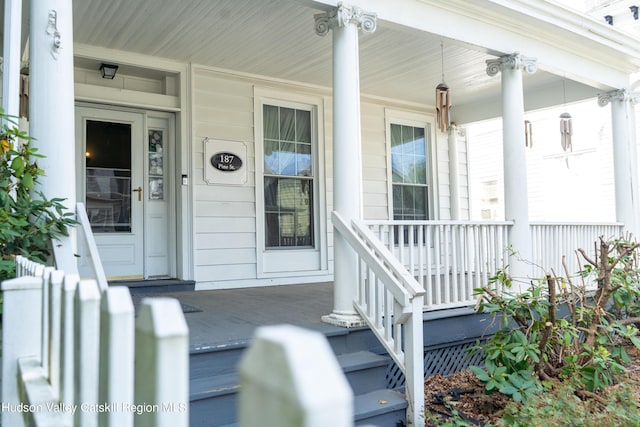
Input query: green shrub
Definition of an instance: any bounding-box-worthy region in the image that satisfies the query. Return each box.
[470,237,640,402]
[499,378,640,426]
[0,112,76,282]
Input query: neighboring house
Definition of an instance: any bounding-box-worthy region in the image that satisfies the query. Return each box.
[467,0,640,225]
[467,98,619,223]
[3,0,640,311]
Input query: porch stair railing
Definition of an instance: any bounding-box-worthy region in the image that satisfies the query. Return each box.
[74,202,108,291]
[332,211,426,427]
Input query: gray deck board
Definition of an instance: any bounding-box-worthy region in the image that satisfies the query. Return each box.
[148,281,342,348]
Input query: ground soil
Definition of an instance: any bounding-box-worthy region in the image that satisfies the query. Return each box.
[423,344,640,426]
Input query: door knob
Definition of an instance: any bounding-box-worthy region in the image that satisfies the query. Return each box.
[132,186,142,202]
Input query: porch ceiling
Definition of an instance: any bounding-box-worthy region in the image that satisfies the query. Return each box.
[10,0,640,123]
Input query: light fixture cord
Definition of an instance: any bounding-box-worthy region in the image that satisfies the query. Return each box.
[440,41,445,82]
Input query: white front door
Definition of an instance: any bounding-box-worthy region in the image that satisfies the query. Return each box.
[76,106,144,279]
[75,106,175,280]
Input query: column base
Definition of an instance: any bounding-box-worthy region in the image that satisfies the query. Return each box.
[321,312,368,328]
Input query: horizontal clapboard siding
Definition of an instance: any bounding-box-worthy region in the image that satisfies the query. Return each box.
[191,65,465,289]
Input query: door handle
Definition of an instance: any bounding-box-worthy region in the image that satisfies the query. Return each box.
[132,186,142,202]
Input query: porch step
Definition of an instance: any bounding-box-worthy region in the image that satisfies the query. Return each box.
[354,389,407,426]
[188,347,404,427]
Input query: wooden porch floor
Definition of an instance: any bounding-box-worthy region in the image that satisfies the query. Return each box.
[133,282,345,351]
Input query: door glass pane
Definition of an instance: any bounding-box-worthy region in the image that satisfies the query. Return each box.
[85,120,132,233]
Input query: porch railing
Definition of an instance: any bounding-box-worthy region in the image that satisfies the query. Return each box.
[75,202,108,291]
[366,220,512,309]
[332,212,425,427]
[3,257,189,427]
[530,222,624,279]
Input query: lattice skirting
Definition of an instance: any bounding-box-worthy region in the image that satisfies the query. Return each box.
[386,339,485,389]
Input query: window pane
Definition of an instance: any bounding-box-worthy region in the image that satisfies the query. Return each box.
[264,176,279,211]
[279,141,296,175]
[414,127,426,157]
[264,105,279,139]
[393,185,403,218]
[264,177,314,248]
[415,157,427,184]
[264,140,279,174]
[296,143,312,176]
[392,183,428,220]
[280,107,296,141]
[402,125,415,155]
[412,186,427,219]
[391,124,402,148]
[296,110,311,143]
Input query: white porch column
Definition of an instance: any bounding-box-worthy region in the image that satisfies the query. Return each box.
[2,0,22,117]
[486,53,537,284]
[29,0,77,270]
[598,90,640,236]
[315,4,376,327]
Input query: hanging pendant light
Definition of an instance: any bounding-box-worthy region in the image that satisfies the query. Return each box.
[559,79,572,152]
[435,41,451,133]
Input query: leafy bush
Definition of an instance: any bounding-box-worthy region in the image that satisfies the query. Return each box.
[0,112,76,282]
[499,378,640,426]
[470,237,640,402]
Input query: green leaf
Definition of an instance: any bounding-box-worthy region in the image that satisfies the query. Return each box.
[21,172,33,189]
[11,156,24,175]
[470,366,490,382]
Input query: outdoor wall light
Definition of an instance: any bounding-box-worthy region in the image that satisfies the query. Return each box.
[99,63,119,79]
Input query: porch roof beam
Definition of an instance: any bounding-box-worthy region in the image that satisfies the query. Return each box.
[305,0,640,91]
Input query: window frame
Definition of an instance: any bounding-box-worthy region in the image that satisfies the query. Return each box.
[385,109,438,221]
[254,88,328,277]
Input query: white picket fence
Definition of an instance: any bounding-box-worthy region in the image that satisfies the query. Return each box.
[2,256,189,427]
[239,324,356,427]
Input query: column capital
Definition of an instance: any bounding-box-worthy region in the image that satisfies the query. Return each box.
[597,89,640,107]
[314,2,377,36]
[486,52,537,77]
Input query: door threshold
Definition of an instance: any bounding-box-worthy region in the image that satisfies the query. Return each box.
[109,278,196,295]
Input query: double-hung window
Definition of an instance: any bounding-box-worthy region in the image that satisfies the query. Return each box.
[390,123,429,221]
[263,104,314,248]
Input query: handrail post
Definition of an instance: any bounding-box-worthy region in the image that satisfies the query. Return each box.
[404,295,425,427]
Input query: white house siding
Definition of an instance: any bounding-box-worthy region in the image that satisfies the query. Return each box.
[192,68,259,289]
[361,102,390,220]
[191,66,467,290]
